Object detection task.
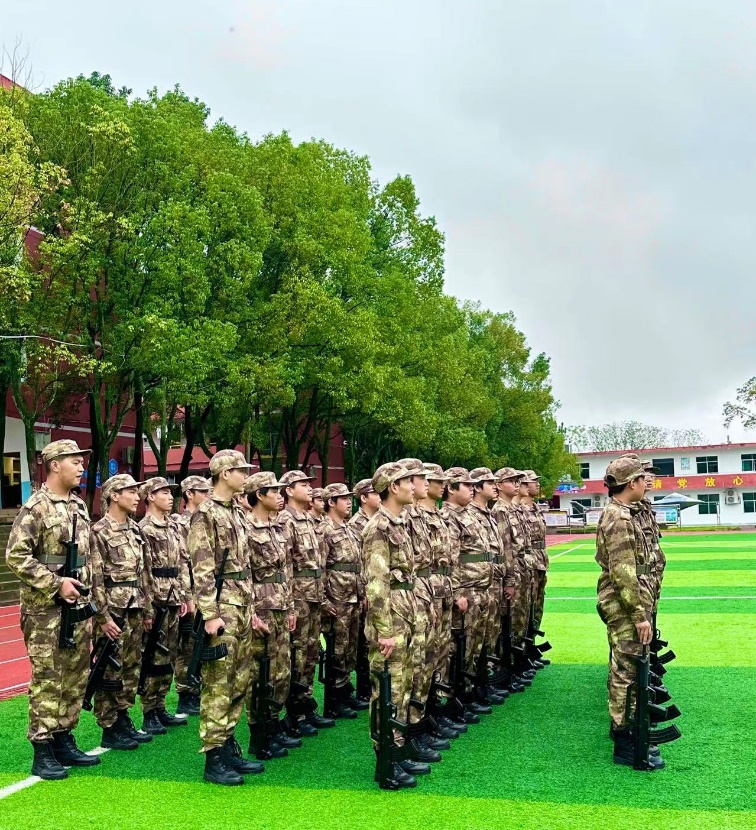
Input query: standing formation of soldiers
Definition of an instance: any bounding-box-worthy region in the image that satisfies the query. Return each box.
[5,442,552,788]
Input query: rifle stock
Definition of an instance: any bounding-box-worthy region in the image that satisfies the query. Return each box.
[186,549,230,686]
[633,645,681,770]
[137,587,176,696]
[82,601,133,711]
[57,514,97,649]
[370,661,412,790]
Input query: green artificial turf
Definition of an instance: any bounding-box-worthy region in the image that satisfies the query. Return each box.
[0,534,754,830]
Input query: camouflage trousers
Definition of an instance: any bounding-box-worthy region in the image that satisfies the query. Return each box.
[173,618,198,695]
[511,564,532,640]
[21,608,91,742]
[368,612,414,745]
[409,597,433,722]
[140,605,179,713]
[532,569,547,631]
[93,608,144,729]
[485,580,504,653]
[292,597,322,694]
[451,586,491,674]
[199,602,252,752]
[322,601,360,689]
[247,609,290,724]
[432,594,453,685]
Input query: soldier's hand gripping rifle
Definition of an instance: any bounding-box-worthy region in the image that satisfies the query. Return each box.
[250,633,282,759]
[186,549,230,687]
[318,616,350,717]
[56,514,97,649]
[83,598,134,711]
[631,644,681,771]
[371,661,413,791]
[137,586,176,696]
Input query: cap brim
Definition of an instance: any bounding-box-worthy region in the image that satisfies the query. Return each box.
[644,466,661,475]
[50,448,93,459]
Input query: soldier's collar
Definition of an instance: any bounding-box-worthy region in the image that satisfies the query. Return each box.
[210,495,235,509]
[41,483,75,503]
[104,512,131,530]
[144,512,169,527]
[378,504,404,524]
[285,504,309,520]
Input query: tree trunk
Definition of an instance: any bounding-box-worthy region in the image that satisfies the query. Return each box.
[132,386,144,480]
[86,392,101,513]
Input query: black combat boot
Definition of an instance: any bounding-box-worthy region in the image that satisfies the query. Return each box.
[156,708,188,727]
[438,715,467,734]
[203,746,244,786]
[248,723,288,760]
[221,737,264,774]
[467,701,492,716]
[142,709,168,735]
[372,750,417,789]
[177,691,201,716]
[31,741,68,780]
[306,708,336,729]
[51,731,102,766]
[101,722,138,751]
[612,727,665,770]
[272,719,302,749]
[344,682,369,711]
[117,711,152,744]
[399,758,431,776]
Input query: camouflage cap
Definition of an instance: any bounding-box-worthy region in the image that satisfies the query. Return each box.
[139,476,179,500]
[604,457,646,487]
[353,478,375,498]
[397,458,427,476]
[41,439,92,463]
[522,469,541,482]
[640,458,661,474]
[469,467,497,483]
[311,488,326,500]
[102,474,143,501]
[323,482,354,500]
[495,467,523,481]
[444,467,474,485]
[208,449,252,476]
[372,462,415,494]
[243,471,284,494]
[181,475,212,494]
[279,469,316,486]
[423,463,450,481]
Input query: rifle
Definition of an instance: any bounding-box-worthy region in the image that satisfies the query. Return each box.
[177,559,195,650]
[318,616,350,717]
[525,598,552,661]
[249,634,282,759]
[284,636,313,723]
[650,611,676,669]
[137,586,176,696]
[186,548,230,686]
[631,645,681,770]
[83,599,134,711]
[355,608,372,700]
[370,661,412,790]
[56,514,97,649]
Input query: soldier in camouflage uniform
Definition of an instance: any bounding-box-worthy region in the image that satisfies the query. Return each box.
[138,477,191,732]
[6,440,100,779]
[90,474,154,751]
[278,469,336,735]
[241,472,301,759]
[310,488,326,526]
[595,456,662,768]
[349,478,380,704]
[173,475,212,715]
[363,462,428,788]
[188,450,266,785]
[441,467,495,717]
[319,482,368,718]
[493,468,534,687]
[520,470,549,636]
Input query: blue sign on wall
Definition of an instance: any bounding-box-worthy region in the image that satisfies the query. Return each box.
[108,459,118,476]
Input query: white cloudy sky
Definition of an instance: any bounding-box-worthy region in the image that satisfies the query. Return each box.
[4,0,756,443]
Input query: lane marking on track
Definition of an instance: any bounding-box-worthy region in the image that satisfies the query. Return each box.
[549,545,585,560]
[0,656,28,666]
[0,746,110,801]
[548,595,756,601]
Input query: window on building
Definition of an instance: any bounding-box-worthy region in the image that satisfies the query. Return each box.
[698,493,720,515]
[579,462,590,479]
[652,458,675,477]
[743,492,756,513]
[742,454,756,472]
[571,498,592,517]
[696,456,719,474]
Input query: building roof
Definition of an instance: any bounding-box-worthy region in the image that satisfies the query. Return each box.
[575,442,756,458]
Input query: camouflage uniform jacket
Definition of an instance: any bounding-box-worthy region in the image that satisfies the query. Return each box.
[6,485,92,615]
[363,505,417,639]
[404,505,435,607]
[442,502,493,592]
[468,501,512,587]
[139,513,191,606]
[348,508,370,547]
[522,503,549,571]
[245,512,293,614]
[595,499,654,623]
[172,511,195,595]
[320,516,363,605]
[90,513,153,625]
[491,500,524,588]
[513,502,538,571]
[638,498,664,576]
[418,503,453,599]
[279,506,324,605]
[189,496,253,620]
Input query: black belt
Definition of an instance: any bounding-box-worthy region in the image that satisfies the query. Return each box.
[152,567,179,578]
[295,568,322,578]
[222,569,251,580]
[459,552,491,564]
[105,578,137,588]
[390,580,415,591]
[431,566,451,576]
[329,563,361,573]
[415,567,431,578]
[254,573,286,584]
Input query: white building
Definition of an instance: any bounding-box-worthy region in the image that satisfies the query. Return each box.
[555,442,756,527]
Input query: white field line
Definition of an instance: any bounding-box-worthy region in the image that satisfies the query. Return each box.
[0,656,27,666]
[0,746,110,801]
[549,545,585,560]
[549,595,756,601]
[0,637,23,646]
